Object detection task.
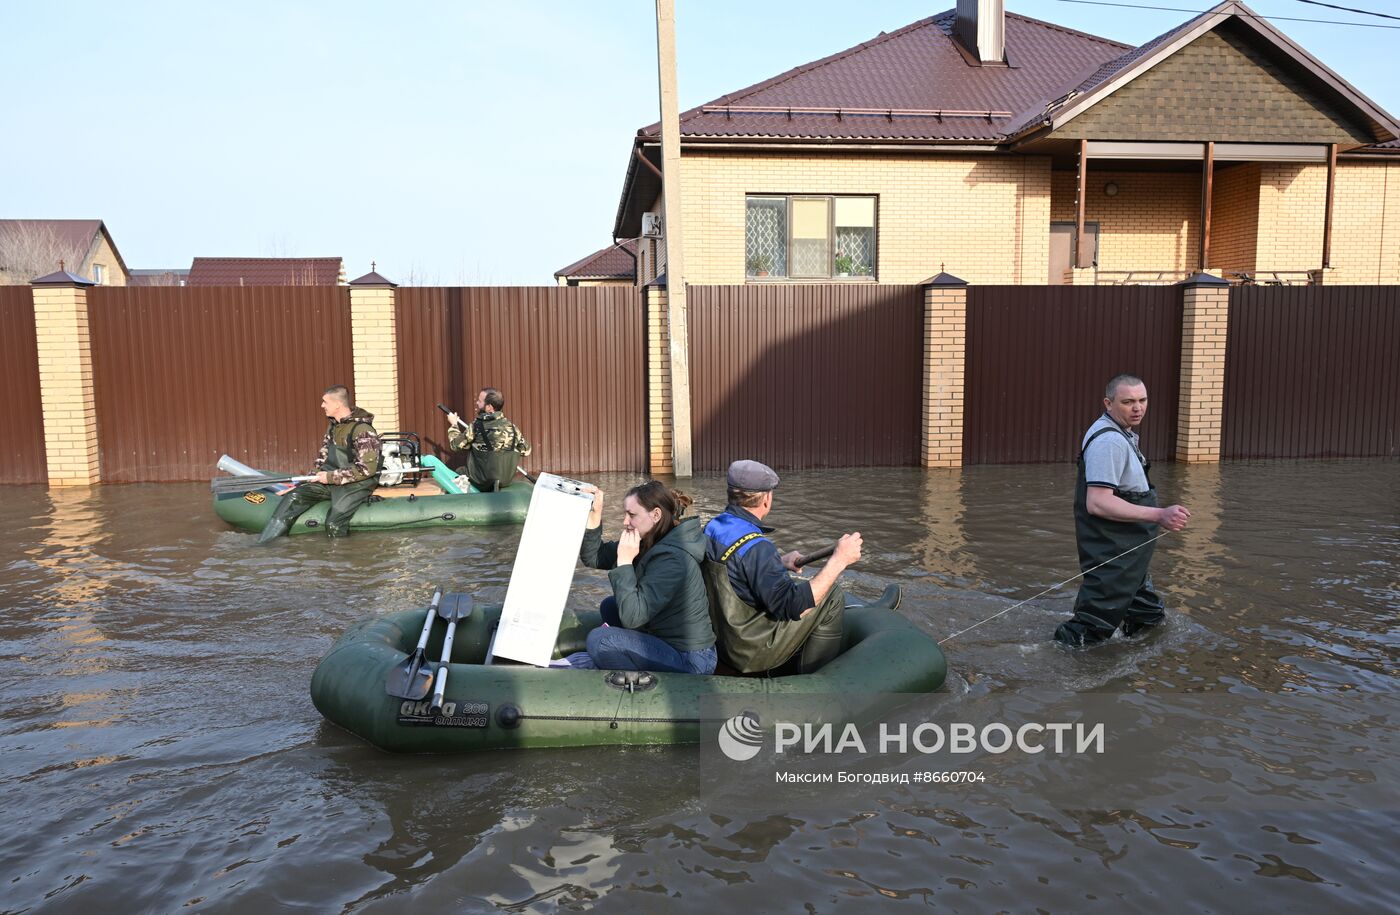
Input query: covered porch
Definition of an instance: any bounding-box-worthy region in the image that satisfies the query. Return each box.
[1046,140,1340,286]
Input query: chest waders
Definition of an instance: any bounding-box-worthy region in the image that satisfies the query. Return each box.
[1053,427,1166,646]
[466,416,521,492]
[256,421,378,543]
[701,555,846,675]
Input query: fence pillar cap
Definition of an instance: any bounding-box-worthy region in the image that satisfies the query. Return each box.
[349,265,397,287]
[644,272,668,290]
[31,269,95,287]
[921,271,967,287]
[1176,273,1229,287]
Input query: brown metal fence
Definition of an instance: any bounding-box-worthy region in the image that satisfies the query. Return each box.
[395,286,645,473]
[686,284,924,470]
[0,287,46,484]
[964,285,1183,464]
[89,286,354,482]
[1223,285,1400,458]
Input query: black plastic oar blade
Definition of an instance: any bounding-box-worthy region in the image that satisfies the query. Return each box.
[438,592,475,622]
[385,651,434,700]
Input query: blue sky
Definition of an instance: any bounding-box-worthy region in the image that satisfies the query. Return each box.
[3,1,1394,284]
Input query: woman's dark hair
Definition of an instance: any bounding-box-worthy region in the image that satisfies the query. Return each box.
[626,479,693,557]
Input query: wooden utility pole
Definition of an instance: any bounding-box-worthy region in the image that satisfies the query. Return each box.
[655,0,693,477]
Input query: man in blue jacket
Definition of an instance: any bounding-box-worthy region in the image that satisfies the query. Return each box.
[702,460,862,673]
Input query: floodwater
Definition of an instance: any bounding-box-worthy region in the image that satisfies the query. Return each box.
[1,461,1396,912]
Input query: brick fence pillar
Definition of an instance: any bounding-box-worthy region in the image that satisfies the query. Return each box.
[31,269,100,487]
[348,266,399,434]
[645,280,673,475]
[1175,273,1231,463]
[921,271,968,468]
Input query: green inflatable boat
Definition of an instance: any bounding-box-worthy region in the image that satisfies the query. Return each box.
[211,454,531,534]
[311,594,947,753]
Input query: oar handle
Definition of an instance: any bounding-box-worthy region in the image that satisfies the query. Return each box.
[430,615,460,712]
[437,403,470,430]
[413,590,443,652]
[795,543,837,568]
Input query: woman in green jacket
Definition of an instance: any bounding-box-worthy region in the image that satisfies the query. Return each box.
[569,480,717,674]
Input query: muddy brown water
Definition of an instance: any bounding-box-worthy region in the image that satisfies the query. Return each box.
[1,462,1396,912]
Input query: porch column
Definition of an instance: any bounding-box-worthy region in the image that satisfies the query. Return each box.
[31,269,100,487]
[349,266,400,434]
[645,280,673,475]
[1175,273,1230,463]
[921,271,967,468]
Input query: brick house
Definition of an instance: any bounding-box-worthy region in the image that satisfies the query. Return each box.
[613,0,1399,286]
[0,219,130,286]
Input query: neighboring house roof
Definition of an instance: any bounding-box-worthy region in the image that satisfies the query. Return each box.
[129,268,191,286]
[555,239,638,281]
[615,1,1400,235]
[0,218,130,280]
[186,257,343,286]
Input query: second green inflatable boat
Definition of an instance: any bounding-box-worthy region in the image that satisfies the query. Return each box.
[311,593,948,753]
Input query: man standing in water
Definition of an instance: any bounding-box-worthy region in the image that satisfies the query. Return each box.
[445,387,532,492]
[257,385,381,542]
[1054,374,1191,647]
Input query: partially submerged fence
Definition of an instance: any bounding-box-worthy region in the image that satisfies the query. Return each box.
[0,286,45,483]
[88,286,354,482]
[395,286,644,474]
[964,285,1183,464]
[686,284,924,470]
[1223,285,1400,458]
[5,278,1396,485]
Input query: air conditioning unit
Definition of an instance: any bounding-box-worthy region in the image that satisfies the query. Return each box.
[641,213,663,237]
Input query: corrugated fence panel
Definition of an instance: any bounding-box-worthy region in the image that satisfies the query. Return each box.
[1223,285,1400,458]
[89,286,354,482]
[396,287,644,474]
[0,286,46,484]
[687,284,924,470]
[965,286,1182,464]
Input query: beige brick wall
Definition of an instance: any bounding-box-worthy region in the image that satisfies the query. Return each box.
[645,285,673,475]
[1176,282,1229,463]
[671,151,1052,285]
[85,232,128,286]
[1210,162,1260,275]
[922,283,967,468]
[1255,162,1327,272]
[32,285,101,486]
[1051,169,1201,275]
[350,287,399,434]
[1329,159,1400,284]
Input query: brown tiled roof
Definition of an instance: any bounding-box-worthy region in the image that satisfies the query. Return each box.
[555,239,637,280]
[187,257,343,286]
[639,11,1130,144]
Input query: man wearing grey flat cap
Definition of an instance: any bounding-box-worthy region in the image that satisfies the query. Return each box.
[702,459,862,673]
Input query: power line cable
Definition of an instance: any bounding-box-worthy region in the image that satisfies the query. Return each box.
[1292,0,1400,23]
[1045,0,1400,28]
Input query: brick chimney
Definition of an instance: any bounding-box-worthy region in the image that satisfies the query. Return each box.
[956,0,1005,65]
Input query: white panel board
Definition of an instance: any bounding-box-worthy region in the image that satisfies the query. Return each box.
[491,473,593,667]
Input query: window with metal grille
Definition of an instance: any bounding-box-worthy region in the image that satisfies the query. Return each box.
[745,195,876,279]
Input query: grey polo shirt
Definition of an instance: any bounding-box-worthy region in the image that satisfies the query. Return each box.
[1082,414,1150,494]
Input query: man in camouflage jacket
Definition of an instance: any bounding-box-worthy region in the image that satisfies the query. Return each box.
[445,387,532,492]
[257,385,382,542]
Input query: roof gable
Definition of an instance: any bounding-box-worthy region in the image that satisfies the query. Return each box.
[1028,1,1397,146]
